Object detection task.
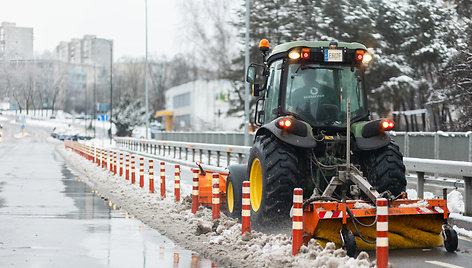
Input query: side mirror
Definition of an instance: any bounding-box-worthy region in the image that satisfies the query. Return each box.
[246,65,256,83]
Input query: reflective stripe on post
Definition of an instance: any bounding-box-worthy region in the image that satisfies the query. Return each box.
[149,160,154,193]
[174,165,180,202]
[160,162,166,199]
[131,155,136,184]
[139,157,144,188]
[377,198,389,268]
[242,181,250,234]
[212,173,220,220]
[191,168,199,214]
[292,188,303,255]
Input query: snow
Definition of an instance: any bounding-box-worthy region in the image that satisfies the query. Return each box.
[399,199,430,208]
[57,144,374,267]
[405,188,435,200]
[453,226,472,238]
[353,202,375,209]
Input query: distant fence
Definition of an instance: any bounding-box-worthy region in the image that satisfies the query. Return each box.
[152,131,472,161]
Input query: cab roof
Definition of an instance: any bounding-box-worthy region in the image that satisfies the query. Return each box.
[269,40,367,57]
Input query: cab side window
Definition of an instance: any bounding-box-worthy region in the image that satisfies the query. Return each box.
[264,60,282,123]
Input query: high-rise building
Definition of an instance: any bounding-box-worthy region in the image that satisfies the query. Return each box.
[0,22,34,60]
[55,35,112,69]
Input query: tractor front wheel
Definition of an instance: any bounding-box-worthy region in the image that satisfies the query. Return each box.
[247,134,301,231]
[358,141,406,197]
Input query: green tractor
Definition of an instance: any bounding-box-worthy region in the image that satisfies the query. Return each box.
[225,40,406,232]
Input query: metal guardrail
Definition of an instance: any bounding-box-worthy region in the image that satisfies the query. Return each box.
[151,131,472,161]
[404,157,472,216]
[114,137,250,167]
[115,137,472,216]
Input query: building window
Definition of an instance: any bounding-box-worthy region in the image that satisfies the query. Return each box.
[175,114,191,130]
[173,92,190,108]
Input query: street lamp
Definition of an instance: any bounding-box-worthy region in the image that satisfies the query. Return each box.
[109,40,113,144]
[144,0,150,139]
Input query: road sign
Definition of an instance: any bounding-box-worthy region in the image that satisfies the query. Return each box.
[97,114,108,121]
[97,103,109,113]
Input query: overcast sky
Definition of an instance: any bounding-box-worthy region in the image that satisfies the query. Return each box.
[0,0,181,59]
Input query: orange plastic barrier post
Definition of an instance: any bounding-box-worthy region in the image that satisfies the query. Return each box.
[292,188,303,255]
[242,181,251,234]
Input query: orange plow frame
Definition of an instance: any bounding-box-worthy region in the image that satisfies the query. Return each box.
[303,198,449,250]
[195,167,449,251]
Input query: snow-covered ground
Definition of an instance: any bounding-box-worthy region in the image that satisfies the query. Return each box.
[57,144,373,267]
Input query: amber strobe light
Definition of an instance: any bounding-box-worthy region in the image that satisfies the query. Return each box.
[259,39,270,53]
[381,120,394,131]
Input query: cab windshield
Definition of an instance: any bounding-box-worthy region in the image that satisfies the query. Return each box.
[285,63,367,127]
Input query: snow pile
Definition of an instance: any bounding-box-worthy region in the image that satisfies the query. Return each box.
[57,144,374,267]
[447,190,464,214]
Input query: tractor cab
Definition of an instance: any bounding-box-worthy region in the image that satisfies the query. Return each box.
[247,40,372,130]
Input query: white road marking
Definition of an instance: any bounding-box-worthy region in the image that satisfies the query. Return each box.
[425,261,463,268]
[458,235,472,243]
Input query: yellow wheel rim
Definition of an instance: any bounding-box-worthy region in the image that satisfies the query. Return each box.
[250,158,262,212]
[227,180,234,213]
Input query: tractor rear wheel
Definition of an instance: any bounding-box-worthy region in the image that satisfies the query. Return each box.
[247,134,301,231]
[358,141,406,197]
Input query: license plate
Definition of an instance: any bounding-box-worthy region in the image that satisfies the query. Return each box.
[324,49,343,62]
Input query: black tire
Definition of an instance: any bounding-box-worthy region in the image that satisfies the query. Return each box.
[340,228,357,257]
[443,226,458,252]
[358,141,406,197]
[226,164,246,219]
[247,134,301,231]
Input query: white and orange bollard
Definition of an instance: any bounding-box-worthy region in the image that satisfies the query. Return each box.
[109,150,113,172]
[174,165,181,202]
[125,154,130,180]
[97,148,101,167]
[242,181,250,234]
[119,153,123,177]
[149,160,154,193]
[160,162,166,199]
[139,157,144,188]
[292,188,303,255]
[191,168,199,214]
[212,173,220,220]
[131,155,136,184]
[376,198,389,268]
[113,151,117,175]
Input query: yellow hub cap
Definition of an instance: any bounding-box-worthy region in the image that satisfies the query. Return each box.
[227,181,234,213]
[250,158,262,212]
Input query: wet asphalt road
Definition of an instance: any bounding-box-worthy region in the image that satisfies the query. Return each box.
[0,119,212,268]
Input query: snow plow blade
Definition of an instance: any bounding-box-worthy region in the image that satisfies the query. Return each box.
[302,199,448,250]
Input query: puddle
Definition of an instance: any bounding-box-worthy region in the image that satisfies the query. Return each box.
[60,165,217,267]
